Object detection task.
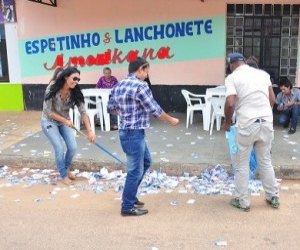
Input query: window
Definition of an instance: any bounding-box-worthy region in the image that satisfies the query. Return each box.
[226,4,299,84]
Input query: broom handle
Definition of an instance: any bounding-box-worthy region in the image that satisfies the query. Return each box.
[72,127,126,166]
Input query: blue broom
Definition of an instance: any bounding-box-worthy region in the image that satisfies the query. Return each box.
[72,127,126,166]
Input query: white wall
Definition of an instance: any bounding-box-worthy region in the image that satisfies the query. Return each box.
[5,23,21,82]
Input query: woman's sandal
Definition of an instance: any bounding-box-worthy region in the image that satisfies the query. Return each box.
[68,172,76,181]
[111,125,118,131]
[62,177,73,186]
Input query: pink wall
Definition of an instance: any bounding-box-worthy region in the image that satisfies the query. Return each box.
[16,0,300,85]
[228,0,299,4]
[18,0,225,38]
[17,0,226,85]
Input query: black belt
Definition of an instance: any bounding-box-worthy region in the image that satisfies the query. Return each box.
[254,118,266,123]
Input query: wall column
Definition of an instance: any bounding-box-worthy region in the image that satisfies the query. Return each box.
[5,22,21,83]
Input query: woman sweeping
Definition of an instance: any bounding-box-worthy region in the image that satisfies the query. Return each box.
[41,67,96,185]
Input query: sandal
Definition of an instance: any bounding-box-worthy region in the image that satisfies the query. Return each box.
[111,125,118,131]
[62,177,73,186]
[68,172,76,181]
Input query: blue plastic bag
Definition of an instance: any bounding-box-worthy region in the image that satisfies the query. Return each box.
[225,126,257,179]
[225,126,238,155]
[249,149,257,179]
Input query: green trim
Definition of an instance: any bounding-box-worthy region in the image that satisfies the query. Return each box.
[0,83,24,111]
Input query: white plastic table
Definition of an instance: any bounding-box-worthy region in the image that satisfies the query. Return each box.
[204,86,226,131]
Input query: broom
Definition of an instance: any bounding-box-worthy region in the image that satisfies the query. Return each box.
[72,126,126,166]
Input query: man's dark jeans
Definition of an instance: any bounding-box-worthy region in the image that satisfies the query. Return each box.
[119,129,152,211]
[278,105,300,129]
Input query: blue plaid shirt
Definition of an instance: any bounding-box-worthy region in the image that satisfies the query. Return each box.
[107,74,163,129]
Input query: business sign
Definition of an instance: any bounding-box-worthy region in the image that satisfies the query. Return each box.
[19,16,225,77]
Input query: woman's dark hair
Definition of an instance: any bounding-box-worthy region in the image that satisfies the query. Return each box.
[48,67,63,84]
[279,77,293,89]
[45,67,84,107]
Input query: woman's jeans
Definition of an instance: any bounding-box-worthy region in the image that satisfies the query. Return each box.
[119,129,152,211]
[41,119,77,178]
[278,105,300,129]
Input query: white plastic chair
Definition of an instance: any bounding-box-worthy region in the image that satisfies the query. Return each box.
[181,89,207,128]
[84,97,103,133]
[209,96,226,135]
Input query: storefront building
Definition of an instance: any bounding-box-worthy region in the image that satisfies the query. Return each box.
[0,0,299,111]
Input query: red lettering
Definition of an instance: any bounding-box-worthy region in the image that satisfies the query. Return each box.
[86,55,96,66]
[96,51,111,65]
[126,50,138,62]
[111,48,127,64]
[157,46,174,59]
[142,48,156,60]
[69,56,86,67]
[43,47,174,71]
[43,53,64,70]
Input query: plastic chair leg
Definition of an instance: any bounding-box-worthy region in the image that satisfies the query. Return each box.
[69,108,76,135]
[186,112,190,128]
[96,102,104,131]
[88,114,96,134]
[73,110,81,134]
[190,111,194,125]
[216,116,222,131]
[97,112,104,131]
[210,113,215,135]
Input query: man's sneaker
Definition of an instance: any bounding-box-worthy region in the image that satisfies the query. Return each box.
[288,128,296,134]
[266,196,280,209]
[230,198,250,212]
[134,199,145,208]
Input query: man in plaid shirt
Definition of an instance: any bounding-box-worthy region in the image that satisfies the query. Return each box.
[108,57,179,216]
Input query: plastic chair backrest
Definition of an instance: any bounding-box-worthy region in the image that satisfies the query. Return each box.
[181,89,192,106]
[84,97,95,110]
[181,89,203,107]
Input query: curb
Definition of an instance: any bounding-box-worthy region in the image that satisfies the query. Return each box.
[1,154,300,179]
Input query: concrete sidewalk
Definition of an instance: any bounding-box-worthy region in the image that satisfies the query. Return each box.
[1,111,300,178]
